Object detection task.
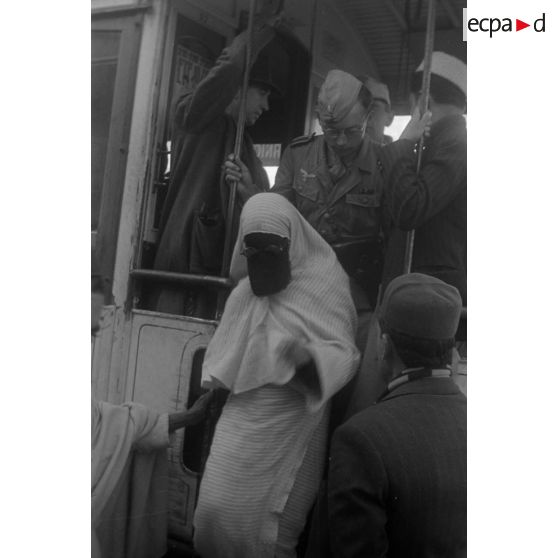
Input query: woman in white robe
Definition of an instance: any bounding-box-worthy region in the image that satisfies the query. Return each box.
[193,193,360,558]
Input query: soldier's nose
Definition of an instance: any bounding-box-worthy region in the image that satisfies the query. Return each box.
[336,134,347,146]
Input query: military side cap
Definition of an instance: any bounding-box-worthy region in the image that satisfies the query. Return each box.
[380,273,462,340]
[416,51,467,96]
[317,69,363,124]
[363,76,391,108]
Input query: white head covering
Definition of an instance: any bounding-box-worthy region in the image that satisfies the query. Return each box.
[202,193,359,411]
[416,51,467,96]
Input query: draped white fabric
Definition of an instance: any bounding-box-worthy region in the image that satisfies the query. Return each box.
[91,399,169,558]
[202,193,360,411]
[195,193,360,557]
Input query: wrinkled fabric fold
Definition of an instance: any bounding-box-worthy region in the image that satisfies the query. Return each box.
[91,399,169,558]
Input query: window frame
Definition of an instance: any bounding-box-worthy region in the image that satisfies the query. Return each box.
[92,11,143,285]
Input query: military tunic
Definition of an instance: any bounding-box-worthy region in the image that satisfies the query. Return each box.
[273,133,396,352]
[273,134,383,246]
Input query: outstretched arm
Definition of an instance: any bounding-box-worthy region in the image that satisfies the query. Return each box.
[168,390,214,433]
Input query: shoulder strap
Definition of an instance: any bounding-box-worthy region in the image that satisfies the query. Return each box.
[289,133,316,148]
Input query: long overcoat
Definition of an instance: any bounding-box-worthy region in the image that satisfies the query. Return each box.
[152,31,270,314]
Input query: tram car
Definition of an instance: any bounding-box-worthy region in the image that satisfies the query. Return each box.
[91,0,466,553]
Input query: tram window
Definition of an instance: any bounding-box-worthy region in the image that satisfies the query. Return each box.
[182,348,206,474]
[386,115,412,141]
[92,31,120,233]
[265,166,279,186]
[91,14,142,284]
[254,143,281,188]
[149,22,224,234]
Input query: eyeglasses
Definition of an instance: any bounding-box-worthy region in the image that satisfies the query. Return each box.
[321,122,366,140]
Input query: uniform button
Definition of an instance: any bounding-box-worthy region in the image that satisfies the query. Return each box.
[324,213,330,219]
[320,229,327,235]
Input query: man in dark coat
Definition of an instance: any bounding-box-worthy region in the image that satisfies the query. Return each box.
[151,21,279,318]
[328,273,467,558]
[346,52,466,417]
[381,52,467,304]
[273,69,385,317]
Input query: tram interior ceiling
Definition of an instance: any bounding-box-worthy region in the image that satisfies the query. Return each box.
[334,0,466,114]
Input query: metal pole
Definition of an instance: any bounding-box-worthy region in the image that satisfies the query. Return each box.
[214,0,258,320]
[403,0,436,274]
[220,0,258,279]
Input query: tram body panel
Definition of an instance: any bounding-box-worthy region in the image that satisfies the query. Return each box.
[124,310,215,411]
[125,310,217,540]
[92,305,117,402]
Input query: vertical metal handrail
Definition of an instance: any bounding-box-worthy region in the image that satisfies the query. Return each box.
[403,0,437,274]
[220,0,257,280]
[215,0,258,319]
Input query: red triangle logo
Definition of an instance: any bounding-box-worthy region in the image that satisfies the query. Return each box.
[516,19,530,31]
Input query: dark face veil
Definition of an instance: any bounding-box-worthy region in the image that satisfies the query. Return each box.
[243,232,291,296]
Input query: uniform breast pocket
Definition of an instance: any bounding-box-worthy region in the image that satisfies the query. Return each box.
[294,174,321,209]
[345,192,379,208]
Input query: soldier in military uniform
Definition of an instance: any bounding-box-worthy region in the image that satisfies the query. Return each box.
[272,71,432,556]
[274,70,399,351]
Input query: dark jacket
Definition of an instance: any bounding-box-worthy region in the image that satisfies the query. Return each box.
[328,377,467,558]
[381,115,467,303]
[151,30,271,314]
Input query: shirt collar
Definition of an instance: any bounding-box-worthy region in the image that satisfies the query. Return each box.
[386,366,451,394]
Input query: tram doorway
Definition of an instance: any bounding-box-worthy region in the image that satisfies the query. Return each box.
[140,12,310,276]
[115,7,311,543]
